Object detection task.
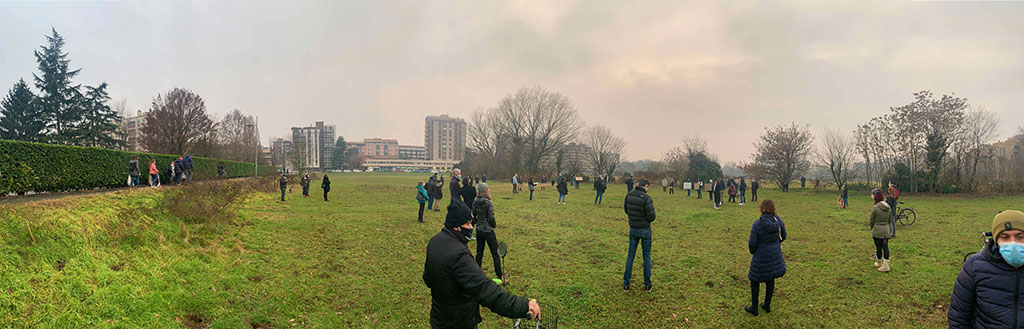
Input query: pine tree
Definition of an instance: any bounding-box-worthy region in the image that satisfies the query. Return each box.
[33,28,84,144]
[77,83,125,149]
[332,136,348,170]
[0,79,47,141]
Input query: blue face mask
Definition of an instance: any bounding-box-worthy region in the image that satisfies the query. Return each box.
[999,242,1024,267]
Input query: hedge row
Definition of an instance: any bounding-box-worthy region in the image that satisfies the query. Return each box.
[0,139,277,195]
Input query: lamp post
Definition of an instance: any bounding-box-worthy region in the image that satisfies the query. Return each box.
[244,116,260,177]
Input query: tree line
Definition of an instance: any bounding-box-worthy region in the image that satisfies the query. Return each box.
[0,29,265,163]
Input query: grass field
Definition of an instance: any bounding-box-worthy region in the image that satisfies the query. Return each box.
[1,173,1022,328]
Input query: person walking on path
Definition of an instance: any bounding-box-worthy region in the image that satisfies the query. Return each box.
[460,177,476,209]
[173,157,184,185]
[278,174,288,202]
[870,188,893,272]
[417,181,429,223]
[511,174,518,194]
[148,158,160,187]
[841,184,849,209]
[450,169,464,205]
[528,177,535,201]
[300,174,311,197]
[739,177,747,205]
[472,183,503,282]
[182,155,194,184]
[127,155,140,187]
[423,201,541,328]
[751,180,760,202]
[594,176,607,205]
[623,179,656,292]
[557,177,568,205]
[321,175,331,201]
[661,178,668,192]
[948,210,1024,328]
[626,175,635,193]
[744,199,787,316]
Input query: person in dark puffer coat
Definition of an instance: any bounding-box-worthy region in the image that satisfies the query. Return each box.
[623,179,656,292]
[949,210,1024,328]
[745,199,787,316]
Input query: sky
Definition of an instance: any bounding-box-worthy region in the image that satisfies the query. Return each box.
[1,0,1022,163]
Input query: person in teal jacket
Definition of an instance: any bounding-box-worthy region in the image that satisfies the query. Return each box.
[417,181,430,223]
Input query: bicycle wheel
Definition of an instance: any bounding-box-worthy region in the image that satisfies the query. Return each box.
[899,208,916,226]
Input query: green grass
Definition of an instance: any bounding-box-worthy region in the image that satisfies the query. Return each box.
[1,173,1021,328]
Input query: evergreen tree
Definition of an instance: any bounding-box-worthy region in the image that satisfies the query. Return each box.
[0,79,47,141]
[33,28,84,144]
[332,136,348,170]
[77,83,125,149]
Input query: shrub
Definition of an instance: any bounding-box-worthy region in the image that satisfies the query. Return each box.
[0,139,276,195]
[161,179,250,225]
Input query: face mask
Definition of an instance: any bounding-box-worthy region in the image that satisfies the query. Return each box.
[1000,241,1024,267]
[460,227,473,239]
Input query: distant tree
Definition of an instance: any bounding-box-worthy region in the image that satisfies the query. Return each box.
[33,28,84,144]
[217,109,258,162]
[344,147,361,170]
[583,125,626,177]
[332,136,348,170]
[0,79,47,141]
[662,146,689,178]
[959,108,1000,191]
[746,123,814,192]
[815,128,857,191]
[686,153,722,182]
[288,141,307,173]
[141,88,218,156]
[76,83,125,149]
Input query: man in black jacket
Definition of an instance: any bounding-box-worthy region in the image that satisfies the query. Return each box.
[751,180,760,202]
[739,177,747,205]
[423,202,541,328]
[623,179,656,292]
[450,169,463,206]
[625,176,635,193]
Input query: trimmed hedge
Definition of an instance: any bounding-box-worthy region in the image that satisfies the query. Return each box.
[0,139,276,195]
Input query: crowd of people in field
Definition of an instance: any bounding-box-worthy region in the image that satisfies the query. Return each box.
[267,166,1022,328]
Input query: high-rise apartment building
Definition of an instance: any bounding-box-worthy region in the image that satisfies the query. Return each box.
[119,110,149,152]
[424,114,466,161]
[290,121,336,171]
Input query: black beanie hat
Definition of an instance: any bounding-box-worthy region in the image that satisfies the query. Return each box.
[444,201,473,228]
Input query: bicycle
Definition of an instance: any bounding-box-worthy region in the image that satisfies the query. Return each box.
[963,232,993,263]
[892,201,917,226]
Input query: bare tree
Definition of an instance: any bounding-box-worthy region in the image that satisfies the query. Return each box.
[288,141,307,174]
[470,87,583,174]
[141,88,218,156]
[218,109,258,162]
[662,146,689,178]
[960,108,1000,191]
[682,135,709,157]
[746,123,814,192]
[815,128,858,190]
[583,125,626,176]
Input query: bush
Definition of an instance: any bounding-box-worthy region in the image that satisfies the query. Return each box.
[161,179,250,225]
[0,139,276,195]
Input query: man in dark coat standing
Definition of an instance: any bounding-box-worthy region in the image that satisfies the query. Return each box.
[423,202,540,328]
[450,169,464,206]
[594,177,607,205]
[739,177,747,205]
[625,175,635,193]
[278,174,287,202]
[751,180,760,202]
[623,179,656,292]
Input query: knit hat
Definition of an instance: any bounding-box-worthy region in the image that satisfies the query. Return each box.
[992,210,1024,237]
[477,182,489,194]
[444,201,473,228]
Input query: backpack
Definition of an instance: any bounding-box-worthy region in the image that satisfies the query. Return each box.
[416,189,427,201]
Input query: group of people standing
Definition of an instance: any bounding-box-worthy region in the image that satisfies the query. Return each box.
[278,173,330,202]
[126,154,198,188]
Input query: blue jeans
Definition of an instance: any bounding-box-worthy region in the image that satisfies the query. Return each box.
[595,192,603,205]
[842,196,848,208]
[740,191,746,203]
[130,175,139,187]
[529,189,534,200]
[697,189,702,199]
[150,173,159,186]
[558,193,566,203]
[624,227,652,287]
[427,196,434,210]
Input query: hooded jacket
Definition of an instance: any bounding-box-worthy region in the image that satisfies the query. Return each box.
[472,197,496,233]
[748,213,787,281]
[423,228,529,328]
[870,201,892,239]
[949,240,1024,328]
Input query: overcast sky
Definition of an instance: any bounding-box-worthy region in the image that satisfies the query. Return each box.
[1,0,1022,163]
